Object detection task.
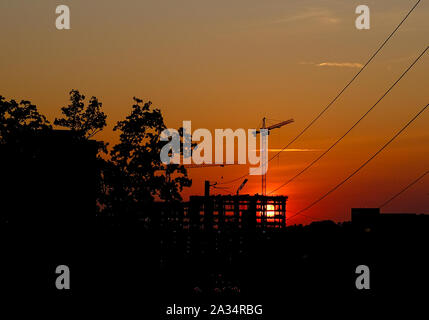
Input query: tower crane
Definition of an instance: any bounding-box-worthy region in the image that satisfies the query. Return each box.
[255,117,294,196]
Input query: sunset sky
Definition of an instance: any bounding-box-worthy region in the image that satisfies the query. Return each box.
[1,0,428,224]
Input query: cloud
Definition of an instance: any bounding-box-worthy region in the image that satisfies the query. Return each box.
[253,148,323,152]
[272,9,340,25]
[268,148,323,152]
[317,62,363,68]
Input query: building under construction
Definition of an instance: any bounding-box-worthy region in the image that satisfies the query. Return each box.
[157,194,288,231]
[159,194,288,270]
[185,194,288,231]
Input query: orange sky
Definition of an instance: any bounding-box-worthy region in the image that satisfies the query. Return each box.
[1,0,428,224]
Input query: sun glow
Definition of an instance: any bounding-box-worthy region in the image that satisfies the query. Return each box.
[266,204,275,217]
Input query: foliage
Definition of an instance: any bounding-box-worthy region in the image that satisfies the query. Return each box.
[0,96,52,144]
[99,97,191,217]
[54,89,107,139]
[1,92,192,220]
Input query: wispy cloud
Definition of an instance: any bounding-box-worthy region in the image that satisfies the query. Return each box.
[268,148,323,152]
[317,62,363,68]
[272,9,340,25]
[253,148,323,152]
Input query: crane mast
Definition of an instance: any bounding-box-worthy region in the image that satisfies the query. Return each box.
[258,117,294,196]
[261,117,267,197]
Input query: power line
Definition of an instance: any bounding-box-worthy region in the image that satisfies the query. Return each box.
[268,46,428,195]
[217,0,423,186]
[379,170,429,208]
[287,102,428,220]
[267,0,422,163]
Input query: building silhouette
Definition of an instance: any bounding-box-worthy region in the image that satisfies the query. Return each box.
[0,130,97,295]
[0,130,97,232]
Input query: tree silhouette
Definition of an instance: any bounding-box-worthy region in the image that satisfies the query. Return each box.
[99,97,191,219]
[1,92,193,223]
[54,89,107,139]
[54,90,110,216]
[0,96,51,144]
